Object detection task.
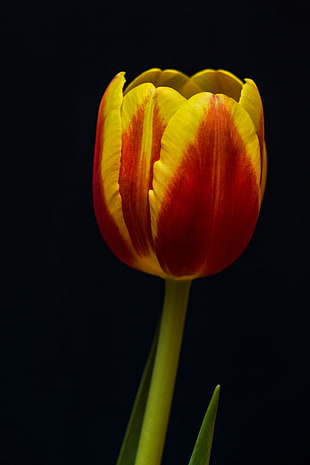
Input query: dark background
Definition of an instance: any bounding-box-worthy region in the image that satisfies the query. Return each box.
[2,1,309,464]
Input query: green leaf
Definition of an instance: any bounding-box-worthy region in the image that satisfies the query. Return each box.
[188,385,220,465]
[115,323,159,465]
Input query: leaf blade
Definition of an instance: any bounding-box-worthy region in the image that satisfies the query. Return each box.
[188,385,220,465]
[115,324,159,465]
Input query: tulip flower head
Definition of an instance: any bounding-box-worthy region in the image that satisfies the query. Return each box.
[93,68,267,279]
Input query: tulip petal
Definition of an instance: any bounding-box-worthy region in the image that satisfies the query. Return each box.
[94,74,183,277]
[125,68,201,99]
[119,83,186,272]
[124,68,162,95]
[191,69,243,102]
[93,72,138,268]
[261,141,268,197]
[239,79,266,196]
[156,69,202,98]
[150,92,261,278]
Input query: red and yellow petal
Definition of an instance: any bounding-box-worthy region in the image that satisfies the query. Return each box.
[118,82,186,275]
[149,92,261,278]
[93,72,140,269]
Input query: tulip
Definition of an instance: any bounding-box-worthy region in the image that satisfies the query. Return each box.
[93,68,267,465]
[93,68,266,279]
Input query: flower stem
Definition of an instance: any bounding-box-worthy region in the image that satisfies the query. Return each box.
[134,278,192,465]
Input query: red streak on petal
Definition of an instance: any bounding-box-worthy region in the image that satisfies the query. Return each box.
[155,96,260,277]
[119,100,165,256]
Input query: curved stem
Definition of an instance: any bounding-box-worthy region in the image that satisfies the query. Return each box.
[134,278,192,465]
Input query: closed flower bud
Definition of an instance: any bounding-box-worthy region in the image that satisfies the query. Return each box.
[93,68,267,279]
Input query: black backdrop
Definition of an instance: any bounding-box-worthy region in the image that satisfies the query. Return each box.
[2,1,309,464]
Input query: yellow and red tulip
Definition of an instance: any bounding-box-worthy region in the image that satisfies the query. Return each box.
[93,68,267,279]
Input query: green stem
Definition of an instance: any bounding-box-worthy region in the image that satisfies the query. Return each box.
[134,278,192,465]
